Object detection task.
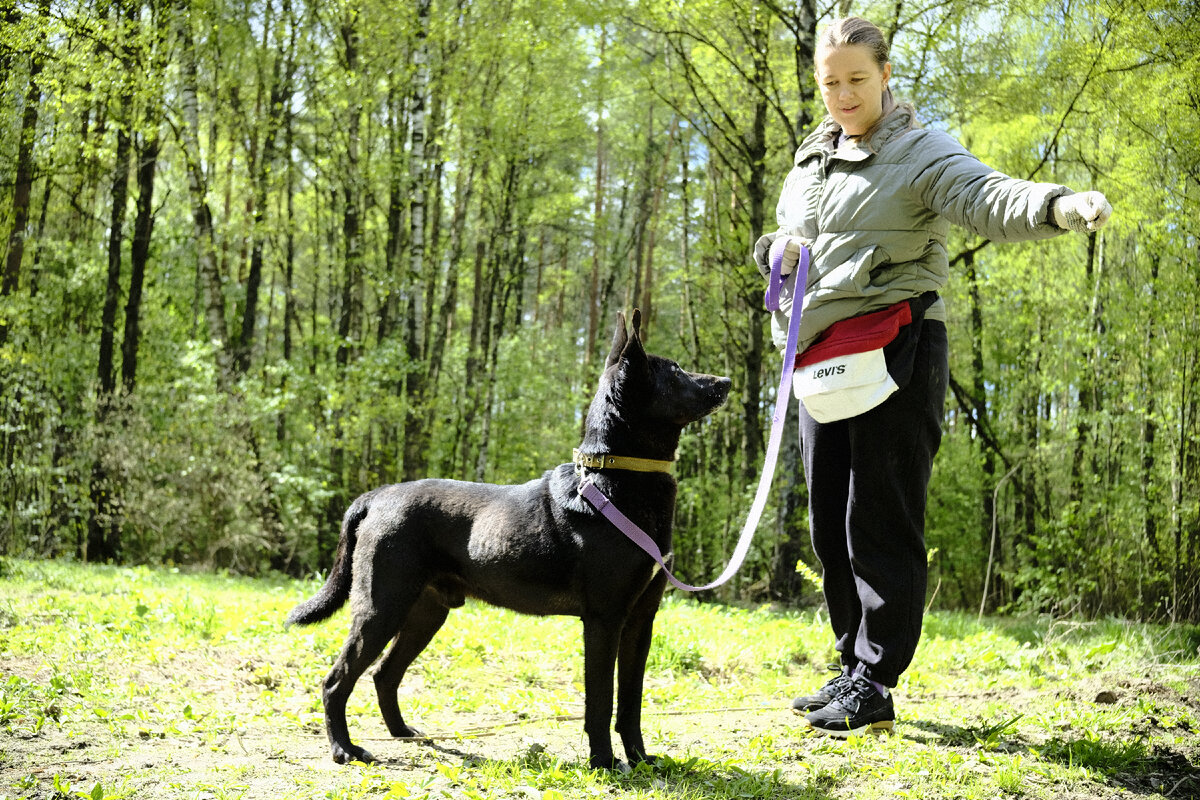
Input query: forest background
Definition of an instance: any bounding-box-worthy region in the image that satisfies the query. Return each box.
[1,0,1198,622]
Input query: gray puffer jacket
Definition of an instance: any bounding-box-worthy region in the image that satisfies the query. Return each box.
[758,105,1071,352]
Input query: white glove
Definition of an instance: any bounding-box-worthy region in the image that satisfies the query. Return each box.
[769,236,805,275]
[754,233,810,276]
[753,233,776,275]
[1052,191,1112,233]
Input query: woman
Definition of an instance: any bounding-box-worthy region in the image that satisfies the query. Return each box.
[754,17,1110,738]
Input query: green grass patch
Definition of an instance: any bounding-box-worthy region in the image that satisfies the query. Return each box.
[1,558,1197,799]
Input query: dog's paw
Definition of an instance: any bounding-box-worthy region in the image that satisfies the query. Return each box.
[394,726,430,742]
[588,752,623,771]
[331,743,376,765]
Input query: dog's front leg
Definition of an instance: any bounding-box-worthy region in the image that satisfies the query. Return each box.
[615,569,668,765]
[582,617,622,770]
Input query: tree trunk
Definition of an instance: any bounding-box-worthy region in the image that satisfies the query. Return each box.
[965,251,1000,605]
[175,0,232,388]
[1140,251,1164,611]
[1184,393,1200,620]
[426,139,472,402]
[739,5,770,482]
[275,0,299,449]
[27,120,55,299]
[456,231,490,477]
[629,116,654,324]
[426,161,475,476]
[772,0,815,152]
[87,20,138,563]
[88,38,136,564]
[677,122,701,359]
[98,127,131,399]
[422,91,445,350]
[768,0,817,602]
[770,408,809,601]
[378,82,407,345]
[122,130,159,393]
[585,25,606,367]
[402,0,432,481]
[335,15,363,371]
[1,0,47,344]
[323,8,364,552]
[1177,243,1200,620]
[1015,335,1041,603]
[372,84,407,481]
[1070,232,1102,501]
[472,163,519,482]
[234,2,290,377]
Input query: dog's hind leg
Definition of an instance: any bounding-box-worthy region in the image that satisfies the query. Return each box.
[322,608,406,764]
[582,617,622,770]
[615,569,668,765]
[374,585,450,739]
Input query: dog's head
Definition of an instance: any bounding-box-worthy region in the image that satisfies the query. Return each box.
[599,309,731,430]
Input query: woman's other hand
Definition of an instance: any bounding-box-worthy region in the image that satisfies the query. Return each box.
[1052,191,1113,233]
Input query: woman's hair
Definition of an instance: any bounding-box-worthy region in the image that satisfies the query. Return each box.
[818,16,892,76]
[817,16,916,143]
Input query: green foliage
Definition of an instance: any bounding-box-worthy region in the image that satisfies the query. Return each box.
[1,0,1198,621]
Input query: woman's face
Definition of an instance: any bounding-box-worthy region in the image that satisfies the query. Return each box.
[815,43,892,136]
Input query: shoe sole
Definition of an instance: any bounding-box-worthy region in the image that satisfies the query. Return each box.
[806,719,894,738]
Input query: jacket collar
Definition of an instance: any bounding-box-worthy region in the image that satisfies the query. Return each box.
[796,105,917,164]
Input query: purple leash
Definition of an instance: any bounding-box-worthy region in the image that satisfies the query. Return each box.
[579,238,810,592]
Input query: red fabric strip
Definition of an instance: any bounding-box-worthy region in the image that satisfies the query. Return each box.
[795,300,912,368]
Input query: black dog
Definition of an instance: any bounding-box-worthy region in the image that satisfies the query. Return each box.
[286,310,730,769]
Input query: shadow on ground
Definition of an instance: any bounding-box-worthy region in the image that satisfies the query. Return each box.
[905,718,1199,798]
[498,751,840,800]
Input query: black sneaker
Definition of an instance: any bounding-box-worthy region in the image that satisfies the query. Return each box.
[805,674,895,737]
[790,668,853,714]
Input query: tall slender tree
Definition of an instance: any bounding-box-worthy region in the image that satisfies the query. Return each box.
[175,0,233,388]
[1,0,49,344]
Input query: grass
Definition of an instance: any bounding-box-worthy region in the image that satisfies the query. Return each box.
[0,557,1197,799]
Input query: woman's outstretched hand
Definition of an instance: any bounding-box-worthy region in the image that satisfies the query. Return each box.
[1052,191,1113,233]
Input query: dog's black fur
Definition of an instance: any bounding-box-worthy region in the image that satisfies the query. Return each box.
[286,310,730,769]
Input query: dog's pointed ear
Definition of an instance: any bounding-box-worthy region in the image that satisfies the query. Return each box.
[606,311,628,369]
[620,308,648,365]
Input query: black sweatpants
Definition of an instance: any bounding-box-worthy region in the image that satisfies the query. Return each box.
[799,319,949,688]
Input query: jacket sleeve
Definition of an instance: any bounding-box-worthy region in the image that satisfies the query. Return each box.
[907,130,1071,242]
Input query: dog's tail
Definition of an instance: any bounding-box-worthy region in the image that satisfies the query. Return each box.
[285,492,373,626]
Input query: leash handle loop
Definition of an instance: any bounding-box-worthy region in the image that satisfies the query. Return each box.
[582,238,810,592]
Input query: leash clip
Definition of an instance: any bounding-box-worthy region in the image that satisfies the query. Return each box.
[573,448,591,476]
